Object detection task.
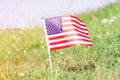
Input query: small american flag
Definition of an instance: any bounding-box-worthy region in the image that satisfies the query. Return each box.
[44,15,93,51]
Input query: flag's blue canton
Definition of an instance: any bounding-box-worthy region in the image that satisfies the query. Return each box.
[45,16,62,35]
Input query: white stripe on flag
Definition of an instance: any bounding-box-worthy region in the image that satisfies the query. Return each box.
[50,41,92,48]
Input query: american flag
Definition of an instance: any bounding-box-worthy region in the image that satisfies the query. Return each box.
[44,15,93,51]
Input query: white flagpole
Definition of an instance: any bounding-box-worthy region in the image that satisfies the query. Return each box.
[41,17,52,73]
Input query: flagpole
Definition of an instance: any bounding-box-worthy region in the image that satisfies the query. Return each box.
[41,17,52,73]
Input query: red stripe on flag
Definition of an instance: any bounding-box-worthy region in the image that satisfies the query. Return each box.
[50,43,93,51]
[49,35,66,40]
[62,24,88,31]
[63,30,89,38]
[62,28,89,35]
[50,44,73,51]
[62,20,86,27]
[50,39,91,45]
[62,15,84,23]
[70,15,84,22]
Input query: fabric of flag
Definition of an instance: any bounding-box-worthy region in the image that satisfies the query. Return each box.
[45,15,93,51]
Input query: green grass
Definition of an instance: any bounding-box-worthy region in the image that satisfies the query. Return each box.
[0,1,120,80]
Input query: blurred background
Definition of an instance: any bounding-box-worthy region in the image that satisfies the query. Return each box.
[0,0,120,80]
[0,0,118,29]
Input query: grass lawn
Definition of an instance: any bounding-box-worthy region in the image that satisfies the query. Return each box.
[0,1,120,80]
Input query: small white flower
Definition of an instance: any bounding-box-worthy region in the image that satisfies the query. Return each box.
[112,16,117,20]
[106,32,110,35]
[101,19,108,24]
[18,72,25,77]
[60,51,64,55]
[24,50,27,53]
[39,41,43,44]
[109,19,115,23]
[7,51,11,54]
[12,35,16,40]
